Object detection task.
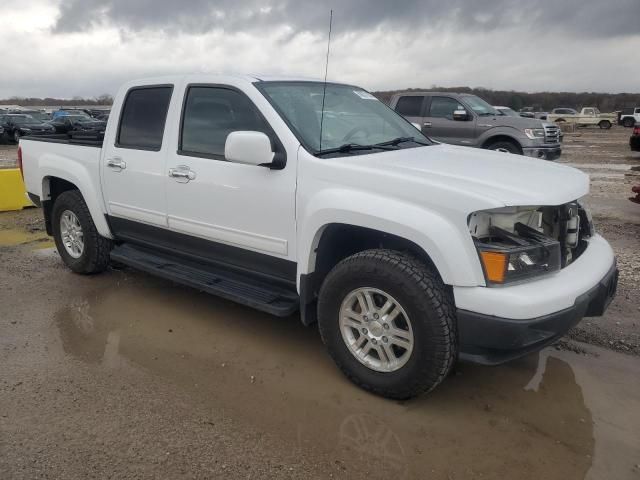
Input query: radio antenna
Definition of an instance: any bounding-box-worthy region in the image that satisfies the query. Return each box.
[318,9,333,152]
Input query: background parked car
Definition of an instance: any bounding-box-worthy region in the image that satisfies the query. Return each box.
[618,107,640,127]
[630,125,640,155]
[7,109,52,122]
[550,108,578,116]
[48,114,106,139]
[494,106,520,117]
[0,113,55,143]
[519,106,548,120]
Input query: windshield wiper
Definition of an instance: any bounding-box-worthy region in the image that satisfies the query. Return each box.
[374,136,430,147]
[315,143,397,156]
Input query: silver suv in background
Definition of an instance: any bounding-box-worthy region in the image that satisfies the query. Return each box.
[390,92,562,160]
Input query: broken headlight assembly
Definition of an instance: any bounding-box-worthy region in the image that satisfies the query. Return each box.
[474,223,561,285]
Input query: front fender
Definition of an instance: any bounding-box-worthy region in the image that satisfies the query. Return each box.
[297,188,485,287]
[40,153,112,238]
[478,127,525,148]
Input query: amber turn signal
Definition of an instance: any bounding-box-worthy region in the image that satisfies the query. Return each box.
[479,251,508,284]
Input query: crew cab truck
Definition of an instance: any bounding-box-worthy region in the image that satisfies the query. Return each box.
[390,92,562,160]
[20,75,618,399]
[547,107,613,129]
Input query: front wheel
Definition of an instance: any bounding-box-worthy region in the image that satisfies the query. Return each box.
[52,190,112,274]
[622,117,635,128]
[485,140,521,154]
[318,250,458,399]
[598,120,612,130]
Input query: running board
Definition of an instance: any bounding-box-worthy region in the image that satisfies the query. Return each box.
[110,243,299,317]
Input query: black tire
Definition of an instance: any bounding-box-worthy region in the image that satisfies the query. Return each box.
[13,130,21,144]
[598,120,612,130]
[623,117,635,128]
[555,118,566,124]
[51,190,112,274]
[317,249,458,400]
[485,140,521,154]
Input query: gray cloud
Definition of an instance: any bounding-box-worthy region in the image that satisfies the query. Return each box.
[53,0,640,38]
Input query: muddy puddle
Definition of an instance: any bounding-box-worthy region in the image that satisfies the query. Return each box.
[49,270,640,479]
[0,228,53,248]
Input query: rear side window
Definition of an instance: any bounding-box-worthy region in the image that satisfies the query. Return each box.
[117,86,173,150]
[395,96,424,117]
[179,86,269,159]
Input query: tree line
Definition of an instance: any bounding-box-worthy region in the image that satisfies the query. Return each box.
[373,87,640,112]
[0,94,113,107]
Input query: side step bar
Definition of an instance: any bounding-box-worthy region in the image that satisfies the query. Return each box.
[110,243,299,317]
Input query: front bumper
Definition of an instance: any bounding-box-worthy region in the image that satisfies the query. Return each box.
[523,145,562,160]
[457,260,618,365]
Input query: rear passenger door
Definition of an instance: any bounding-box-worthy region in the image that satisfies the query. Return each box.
[423,96,477,146]
[101,85,173,237]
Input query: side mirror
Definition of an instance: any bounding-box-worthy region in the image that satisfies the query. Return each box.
[225,131,277,168]
[452,110,470,121]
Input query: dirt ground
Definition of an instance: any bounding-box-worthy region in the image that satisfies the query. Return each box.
[1,128,640,479]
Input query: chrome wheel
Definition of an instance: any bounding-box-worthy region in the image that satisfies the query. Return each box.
[60,210,84,259]
[339,287,414,373]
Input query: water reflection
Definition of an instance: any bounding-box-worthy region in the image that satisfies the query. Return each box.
[54,276,595,479]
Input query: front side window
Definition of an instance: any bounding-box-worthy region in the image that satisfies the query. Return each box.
[258,82,430,155]
[460,95,498,116]
[395,96,424,117]
[117,86,173,150]
[429,97,464,120]
[179,86,269,159]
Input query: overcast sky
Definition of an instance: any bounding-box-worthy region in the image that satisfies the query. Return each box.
[1,0,639,99]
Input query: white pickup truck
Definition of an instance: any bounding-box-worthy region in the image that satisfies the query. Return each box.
[19,75,618,399]
[546,107,613,129]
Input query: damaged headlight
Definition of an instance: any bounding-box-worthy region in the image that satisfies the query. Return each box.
[475,223,561,285]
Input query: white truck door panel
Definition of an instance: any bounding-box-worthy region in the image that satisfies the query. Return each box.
[101,86,173,227]
[165,85,296,259]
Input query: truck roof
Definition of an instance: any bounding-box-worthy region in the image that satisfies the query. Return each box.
[122,73,326,87]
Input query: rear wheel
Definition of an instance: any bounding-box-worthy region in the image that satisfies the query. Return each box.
[623,117,635,128]
[52,190,112,274]
[598,120,612,129]
[485,140,521,154]
[318,249,458,399]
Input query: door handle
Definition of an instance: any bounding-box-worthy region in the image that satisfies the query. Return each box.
[106,157,126,171]
[423,122,432,128]
[168,165,196,183]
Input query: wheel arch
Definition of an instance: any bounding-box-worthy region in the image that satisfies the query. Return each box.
[40,165,112,239]
[481,135,523,153]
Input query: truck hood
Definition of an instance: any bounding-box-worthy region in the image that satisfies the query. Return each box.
[479,114,545,129]
[344,143,589,208]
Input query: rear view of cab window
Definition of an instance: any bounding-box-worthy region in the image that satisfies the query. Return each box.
[117,86,173,150]
[395,96,423,117]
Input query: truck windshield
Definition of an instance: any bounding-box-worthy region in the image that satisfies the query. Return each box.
[463,95,499,116]
[258,81,431,156]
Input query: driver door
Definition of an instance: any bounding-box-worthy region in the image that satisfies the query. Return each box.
[164,84,297,264]
[423,96,476,146]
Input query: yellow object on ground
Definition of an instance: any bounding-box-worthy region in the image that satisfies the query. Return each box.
[0,168,33,212]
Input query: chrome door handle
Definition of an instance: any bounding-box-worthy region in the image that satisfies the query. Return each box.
[168,165,196,183]
[106,157,126,171]
[423,122,432,128]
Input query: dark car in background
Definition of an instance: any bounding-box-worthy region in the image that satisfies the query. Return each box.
[630,125,640,154]
[48,114,106,140]
[0,114,55,143]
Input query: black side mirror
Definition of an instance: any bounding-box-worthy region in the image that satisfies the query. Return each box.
[452,109,470,121]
